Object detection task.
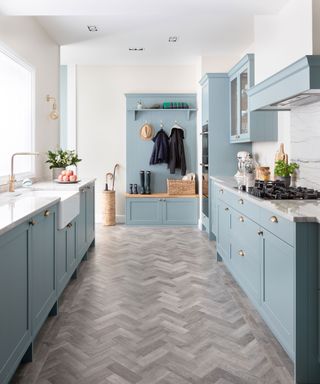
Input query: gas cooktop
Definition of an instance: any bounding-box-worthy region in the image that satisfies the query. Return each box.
[249,180,320,200]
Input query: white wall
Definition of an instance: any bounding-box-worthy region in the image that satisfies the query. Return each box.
[0,16,60,181]
[76,65,197,222]
[252,0,314,173]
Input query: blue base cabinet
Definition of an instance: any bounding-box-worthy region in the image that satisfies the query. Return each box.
[0,222,31,384]
[126,197,198,225]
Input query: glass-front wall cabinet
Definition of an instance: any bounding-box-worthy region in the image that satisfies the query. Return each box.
[230,77,238,138]
[240,69,248,135]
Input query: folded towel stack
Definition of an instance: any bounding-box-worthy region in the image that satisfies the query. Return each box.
[163,102,189,109]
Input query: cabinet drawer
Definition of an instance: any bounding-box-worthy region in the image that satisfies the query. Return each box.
[217,186,260,222]
[260,208,294,246]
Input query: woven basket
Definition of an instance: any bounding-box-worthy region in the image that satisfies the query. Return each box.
[167,179,196,195]
[103,190,116,226]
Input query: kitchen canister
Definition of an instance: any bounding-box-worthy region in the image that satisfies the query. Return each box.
[103,190,116,226]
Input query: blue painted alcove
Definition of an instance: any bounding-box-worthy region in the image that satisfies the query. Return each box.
[126,93,197,193]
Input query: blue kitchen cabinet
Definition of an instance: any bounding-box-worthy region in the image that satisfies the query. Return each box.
[56,220,77,296]
[217,200,231,262]
[126,197,198,225]
[30,206,57,337]
[229,54,278,143]
[260,229,294,358]
[0,222,31,384]
[76,183,95,261]
[202,81,209,125]
[162,198,198,225]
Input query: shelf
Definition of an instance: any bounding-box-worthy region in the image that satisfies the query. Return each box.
[128,108,197,121]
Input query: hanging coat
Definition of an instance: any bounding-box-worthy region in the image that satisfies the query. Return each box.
[168,128,186,176]
[149,129,170,165]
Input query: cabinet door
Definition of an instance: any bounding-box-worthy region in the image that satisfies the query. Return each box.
[77,188,87,260]
[231,214,261,303]
[30,207,56,336]
[261,230,294,356]
[230,75,238,140]
[162,198,198,225]
[202,81,209,124]
[67,221,77,274]
[217,201,231,262]
[0,223,31,384]
[56,227,68,296]
[126,198,162,225]
[85,183,95,245]
[239,67,249,137]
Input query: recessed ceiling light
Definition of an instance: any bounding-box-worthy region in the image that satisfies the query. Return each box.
[128,48,145,52]
[168,36,178,43]
[87,25,98,32]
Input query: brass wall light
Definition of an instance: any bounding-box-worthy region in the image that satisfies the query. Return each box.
[46,94,59,120]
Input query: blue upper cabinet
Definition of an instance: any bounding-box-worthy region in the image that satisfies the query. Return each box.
[229,54,278,143]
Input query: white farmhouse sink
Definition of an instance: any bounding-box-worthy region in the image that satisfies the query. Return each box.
[27,190,80,229]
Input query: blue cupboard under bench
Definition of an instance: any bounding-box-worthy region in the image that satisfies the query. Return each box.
[211,176,320,384]
[0,182,95,384]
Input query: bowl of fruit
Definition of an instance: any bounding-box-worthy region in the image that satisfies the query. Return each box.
[55,170,79,184]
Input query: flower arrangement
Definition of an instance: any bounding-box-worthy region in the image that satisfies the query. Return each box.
[46,149,82,169]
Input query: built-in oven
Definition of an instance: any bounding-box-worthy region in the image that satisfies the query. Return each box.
[200,124,209,217]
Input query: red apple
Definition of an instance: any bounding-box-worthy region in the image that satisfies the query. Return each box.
[62,175,69,182]
[66,170,73,177]
[69,174,77,182]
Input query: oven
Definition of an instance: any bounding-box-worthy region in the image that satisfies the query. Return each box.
[200,124,209,217]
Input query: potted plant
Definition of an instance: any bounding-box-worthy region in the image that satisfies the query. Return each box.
[274,160,299,187]
[46,149,82,179]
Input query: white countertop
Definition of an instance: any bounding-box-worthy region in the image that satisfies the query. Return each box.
[0,179,96,236]
[211,175,320,223]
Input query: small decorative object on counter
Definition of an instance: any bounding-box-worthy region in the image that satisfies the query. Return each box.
[139,170,145,194]
[133,184,138,194]
[275,143,288,164]
[46,149,82,180]
[244,154,255,192]
[137,100,143,110]
[256,166,270,182]
[145,171,151,194]
[274,160,299,188]
[129,184,133,194]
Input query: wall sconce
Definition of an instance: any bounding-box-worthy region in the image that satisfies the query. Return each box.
[46,94,59,120]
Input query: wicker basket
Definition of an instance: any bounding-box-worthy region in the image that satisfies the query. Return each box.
[103,190,116,226]
[167,179,196,195]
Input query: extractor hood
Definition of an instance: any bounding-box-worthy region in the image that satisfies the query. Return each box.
[247,55,320,111]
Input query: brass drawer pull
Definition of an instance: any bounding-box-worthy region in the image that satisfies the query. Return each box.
[238,199,244,205]
[239,250,245,257]
[239,216,244,222]
[257,230,264,236]
[224,207,229,212]
[44,210,50,217]
[29,220,36,226]
[270,216,278,223]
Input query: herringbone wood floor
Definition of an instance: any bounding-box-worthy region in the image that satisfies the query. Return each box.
[12,226,294,384]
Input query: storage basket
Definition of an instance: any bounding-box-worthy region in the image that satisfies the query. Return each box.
[167,179,196,195]
[103,190,116,226]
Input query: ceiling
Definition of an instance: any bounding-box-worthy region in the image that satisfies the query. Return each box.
[0,0,290,65]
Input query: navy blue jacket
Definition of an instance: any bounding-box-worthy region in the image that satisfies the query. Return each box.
[149,129,169,165]
[168,128,186,176]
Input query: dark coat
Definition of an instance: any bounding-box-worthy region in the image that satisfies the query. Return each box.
[168,128,186,176]
[149,129,170,165]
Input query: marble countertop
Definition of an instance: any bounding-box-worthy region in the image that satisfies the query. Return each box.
[211,175,320,223]
[0,179,96,236]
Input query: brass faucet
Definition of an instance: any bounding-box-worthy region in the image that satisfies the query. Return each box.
[9,152,40,192]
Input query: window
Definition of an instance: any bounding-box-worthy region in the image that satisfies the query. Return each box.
[0,44,34,182]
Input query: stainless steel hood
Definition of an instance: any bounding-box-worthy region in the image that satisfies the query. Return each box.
[247,55,320,111]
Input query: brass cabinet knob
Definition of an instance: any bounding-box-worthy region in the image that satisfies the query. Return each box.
[44,210,50,217]
[257,230,264,236]
[224,207,229,212]
[238,199,244,205]
[270,216,278,223]
[29,220,36,226]
[67,223,73,228]
[239,216,244,222]
[239,250,245,257]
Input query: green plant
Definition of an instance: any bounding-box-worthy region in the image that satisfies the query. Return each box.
[46,149,82,169]
[274,160,299,177]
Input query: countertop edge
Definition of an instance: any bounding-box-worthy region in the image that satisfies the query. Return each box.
[0,197,60,237]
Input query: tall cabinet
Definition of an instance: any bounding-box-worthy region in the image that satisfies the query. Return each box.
[199,74,251,236]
